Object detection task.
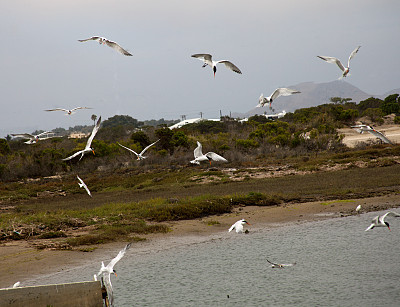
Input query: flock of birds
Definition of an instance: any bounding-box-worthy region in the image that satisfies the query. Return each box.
[6,36,398,304]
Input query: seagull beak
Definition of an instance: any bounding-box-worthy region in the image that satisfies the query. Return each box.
[214,71,216,78]
[246,222,251,225]
[388,226,391,231]
[114,273,118,278]
[92,150,95,155]
[209,160,212,165]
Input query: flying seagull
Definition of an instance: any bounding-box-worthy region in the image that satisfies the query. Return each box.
[11,131,54,144]
[190,141,228,165]
[257,88,301,109]
[191,53,242,77]
[78,36,132,56]
[228,219,250,233]
[45,107,92,115]
[77,175,92,197]
[267,259,296,269]
[98,243,132,306]
[365,211,400,231]
[117,139,160,160]
[317,46,361,78]
[62,116,101,161]
[351,124,393,144]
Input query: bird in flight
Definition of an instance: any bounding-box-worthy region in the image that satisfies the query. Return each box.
[117,139,160,160]
[351,124,393,144]
[62,116,101,161]
[191,53,242,77]
[97,243,132,306]
[190,141,228,165]
[77,175,92,197]
[317,46,361,78]
[267,259,296,268]
[11,131,54,144]
[257,88,301,109]
[45,107,92,115]
[228,219,250,233]
[78,36,132,56]
[365,211,400,231]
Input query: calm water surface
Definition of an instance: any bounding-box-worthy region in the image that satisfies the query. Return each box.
[32,210,400,306]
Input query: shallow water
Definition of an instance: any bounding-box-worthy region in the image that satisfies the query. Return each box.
[32,210,400,306]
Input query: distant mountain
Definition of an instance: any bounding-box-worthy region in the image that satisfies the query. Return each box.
[234,80,375,118]
[381,88,400,99]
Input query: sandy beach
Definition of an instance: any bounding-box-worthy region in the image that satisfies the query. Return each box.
[1,193,399,288]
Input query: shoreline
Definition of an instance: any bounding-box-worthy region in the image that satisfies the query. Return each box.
[1,193,399,288]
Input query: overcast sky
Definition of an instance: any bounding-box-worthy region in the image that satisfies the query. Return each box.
[1,0,399,137]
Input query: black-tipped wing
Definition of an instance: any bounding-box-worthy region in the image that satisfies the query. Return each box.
[216,60,242,74]
[105,40,132,56]
[317,55,345,72]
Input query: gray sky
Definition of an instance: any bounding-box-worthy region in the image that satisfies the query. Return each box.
[1,0,399,137]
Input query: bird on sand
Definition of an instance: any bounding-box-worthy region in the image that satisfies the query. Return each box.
[117,139,160,160]
[228,219,250,233]
[267,259,296,268]
[190,141,228,165]
[351,124,393,144]
[45,107,92,115]
[365,211,400,231]
[77,175,92,197]
[11,131,53,144]
[11,282,21,288]
[355,205,362,213]
[317,46,361,78]
[97,243,131,306]
[191,53,242,77]
[62,116,101,161]
[257,88,301,109]
[78,36,132,56]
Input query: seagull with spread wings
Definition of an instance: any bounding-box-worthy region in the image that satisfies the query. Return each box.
[78,36,132,56]
[257,88,301,109]
[117,139,159,160]
[190,141,228,165]
[97,243,132,306]
[77,175,92,197]
[317,46,361,78]
[191,53,242,77]
[365,211,400,231]
[267,259,296,268]
[62,116,101,161]
[45,107,92,115]
[351,124,393,144]
[11,131,54,144]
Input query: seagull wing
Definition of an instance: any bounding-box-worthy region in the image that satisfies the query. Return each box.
[11,133,35,139]
[78,36,102,42]
[205,152,228,162]
[85,116,101,149]
[36,131,52,138]
[228,223,236,232]
[382,211,400,222]
[216,60,242,74]
[140,139,160,155]
[71,107,92,112]
[62,150,84,161]
[45,108,69,112]
[193,141,203,159]
[106,243,132,271]
[365,223,375,231]
[347,46,361,67]
[103,273,114,306]
[271,88,301,101]
[317,55,345,72]
[367,129,393,144]
[118,143,139,157]
[266,259,279,266]
[105,39,133,56]
[191,54,213,66]
[281,263,296,267]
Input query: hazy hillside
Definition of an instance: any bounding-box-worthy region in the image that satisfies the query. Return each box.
[234,80,373,118]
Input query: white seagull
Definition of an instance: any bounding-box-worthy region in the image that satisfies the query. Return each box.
[228,219,250,233]
[317,46,361,78]
[355,205,362,213]
[62,116,101,161]
[97,243,132,306]
[117,139,159,160]
[78,36,132,56]
[45,107,92,115]
[77,175,92,197]
[11,281,21,288]
[257,88,301,109]
[365,211,400,231]
[191,53,242,77]
[267,259,296,269]
[11,131,54,144]
[351,124,393,144]
[190,141,228,165]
